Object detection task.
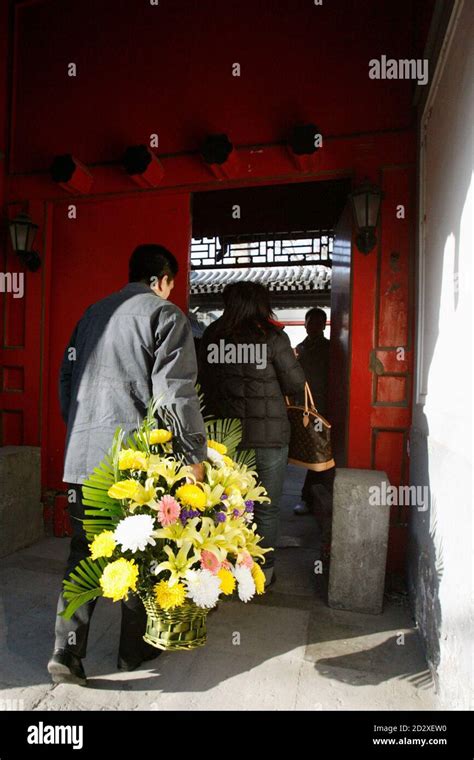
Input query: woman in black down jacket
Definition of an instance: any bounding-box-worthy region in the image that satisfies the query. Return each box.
[198,282,305,586]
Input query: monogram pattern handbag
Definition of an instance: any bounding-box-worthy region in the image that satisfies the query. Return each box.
[285,383,335,471]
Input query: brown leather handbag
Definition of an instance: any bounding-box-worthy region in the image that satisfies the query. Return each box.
[285,383,335,471]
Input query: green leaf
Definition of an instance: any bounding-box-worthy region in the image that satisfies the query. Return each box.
[234,448,256,469]
[63,556,105,592]
[60,588,103,619]
[76,560,103,585]
[205,417,243,456]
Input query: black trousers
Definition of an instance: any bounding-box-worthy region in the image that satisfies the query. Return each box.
[54,484,156,662]
[301,467,335,503]
[302,468,336,547]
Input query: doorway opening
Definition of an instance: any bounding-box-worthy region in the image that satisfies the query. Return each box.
[190,178,352,459]
[190,178,353,598]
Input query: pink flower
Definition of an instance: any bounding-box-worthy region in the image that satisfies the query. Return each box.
[200,550,221,575]
[156,495,181,526]
[238,551,254,569]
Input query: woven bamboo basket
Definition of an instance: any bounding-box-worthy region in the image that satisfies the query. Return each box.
[142,596,209,651]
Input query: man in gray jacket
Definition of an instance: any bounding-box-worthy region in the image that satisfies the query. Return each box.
[47,244,207,685]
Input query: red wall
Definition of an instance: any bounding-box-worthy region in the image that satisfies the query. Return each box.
[45,192,192,488]
[0,0,9,262]
[9,0,430,174]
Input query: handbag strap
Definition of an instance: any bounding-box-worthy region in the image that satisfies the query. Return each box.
[285,382,319,413]
[305,383,318,411]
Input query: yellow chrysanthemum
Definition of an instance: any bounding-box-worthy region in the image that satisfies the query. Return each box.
[218,568,236,595]
[222,455,235,467]
[251,563,266,595]
[100,558,139,602]
[108,479,142,500]
[118,449,149,471]
[149,429,173,444]
[154,580,186,610]
[208,440,227,455]
[175,484,207,511]
[89,531,116,560]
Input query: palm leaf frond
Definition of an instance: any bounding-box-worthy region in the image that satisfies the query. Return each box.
[80,429,127,538]
[205,417,243,456]
[60,557,106,619]
[234,448,256,469]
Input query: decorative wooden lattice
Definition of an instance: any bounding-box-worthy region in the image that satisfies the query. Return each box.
[191,231,334,269]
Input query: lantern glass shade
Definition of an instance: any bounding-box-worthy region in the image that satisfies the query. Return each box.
[9,212,38,253]
[350,183,382,229]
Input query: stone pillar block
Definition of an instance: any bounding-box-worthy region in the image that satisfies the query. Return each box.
[328,468,390,614]
[0,446,43,557]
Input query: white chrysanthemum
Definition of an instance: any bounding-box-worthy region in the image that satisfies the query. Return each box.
[114,514,156,553]
[207,446,224,466]
[185,569,221,609]
[233,564,256,602]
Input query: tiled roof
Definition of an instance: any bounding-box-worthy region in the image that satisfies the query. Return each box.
[190,265,331,294]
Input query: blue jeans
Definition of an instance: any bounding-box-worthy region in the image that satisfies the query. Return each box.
[245,446,289,569]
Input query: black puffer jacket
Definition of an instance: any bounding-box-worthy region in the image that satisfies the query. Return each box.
[198,320,306,448]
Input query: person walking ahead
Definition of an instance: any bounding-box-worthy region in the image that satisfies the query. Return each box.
[198,282,305,587]
[293,307,335,517]
[48,244,207,686]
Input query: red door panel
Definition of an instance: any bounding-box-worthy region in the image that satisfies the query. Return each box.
[0,202,44,448]
[346,166,415,573]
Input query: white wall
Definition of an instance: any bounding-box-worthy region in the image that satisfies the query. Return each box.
[410,0,473,709]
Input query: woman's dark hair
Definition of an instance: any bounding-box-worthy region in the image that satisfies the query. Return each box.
[129,244,179,283]
[215,281,276,340]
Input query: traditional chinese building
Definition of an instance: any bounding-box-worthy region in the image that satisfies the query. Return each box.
[0,0,471,708]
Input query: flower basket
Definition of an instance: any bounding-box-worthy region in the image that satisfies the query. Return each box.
[59,402,272,654]
[142,596,209,651]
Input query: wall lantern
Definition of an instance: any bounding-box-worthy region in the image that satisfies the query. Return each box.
[200,134,240,179]
[349,180,383,254]
[9,212,41,271]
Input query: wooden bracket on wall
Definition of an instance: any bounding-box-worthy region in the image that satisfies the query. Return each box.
[201,134,241,180]
[122,145,164,188]
[50,154,93,194]
[287,123,322,172]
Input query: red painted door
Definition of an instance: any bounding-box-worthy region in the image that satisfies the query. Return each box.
[347,167,415,572]
[44,191,192,490]
[0,201,46,448]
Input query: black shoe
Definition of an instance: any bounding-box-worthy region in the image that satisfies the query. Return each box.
[47,649,87,686]
[117,648,162,672]
[293,503,310,516]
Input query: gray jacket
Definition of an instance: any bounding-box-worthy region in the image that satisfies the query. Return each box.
[59,282,207,484]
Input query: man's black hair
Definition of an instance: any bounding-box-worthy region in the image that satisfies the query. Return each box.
[129,244,179,283]
[305,307,326,325]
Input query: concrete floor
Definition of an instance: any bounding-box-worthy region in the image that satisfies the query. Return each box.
[0,466,438,711]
